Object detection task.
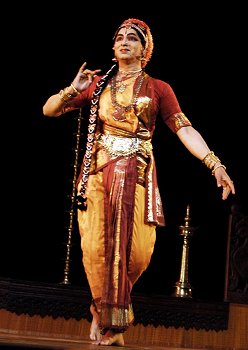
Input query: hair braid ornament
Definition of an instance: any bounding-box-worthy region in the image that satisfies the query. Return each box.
[113,18,154,68]
[76,64,117,210]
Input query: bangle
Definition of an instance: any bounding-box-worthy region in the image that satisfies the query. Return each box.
[212,164,227,175]
[202,151,221,170]
[59,87,76,104]
[70,83,81,95]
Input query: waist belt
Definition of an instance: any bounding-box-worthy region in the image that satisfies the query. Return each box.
[99,134,152,159]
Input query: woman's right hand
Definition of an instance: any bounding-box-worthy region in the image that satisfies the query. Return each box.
[71,62,101,92]
[43,62,102,117]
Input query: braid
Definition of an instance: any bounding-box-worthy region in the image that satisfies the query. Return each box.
[76,64,118,210]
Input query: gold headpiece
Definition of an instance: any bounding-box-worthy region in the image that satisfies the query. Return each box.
[113,18,154,68]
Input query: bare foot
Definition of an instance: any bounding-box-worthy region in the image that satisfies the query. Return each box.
[99,330,124,346]
[90,303,101,343]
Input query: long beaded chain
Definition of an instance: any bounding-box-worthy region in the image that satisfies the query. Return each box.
[76,64,117,210]
[111,71,145,122]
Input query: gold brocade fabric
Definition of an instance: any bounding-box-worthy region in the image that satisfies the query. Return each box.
[88,78,165,227]
[167,112,192,133]
[71,73,192,332]
[91,80,154,186]
[77,79,159,331]
[94,130,152,187]
[77,175,156,327]
[98,81,139,133]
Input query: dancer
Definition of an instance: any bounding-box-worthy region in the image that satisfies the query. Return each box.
[43,18,235,346]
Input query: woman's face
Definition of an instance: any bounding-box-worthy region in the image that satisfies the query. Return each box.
[113,27,144,63]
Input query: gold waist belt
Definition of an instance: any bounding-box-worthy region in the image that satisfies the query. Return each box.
[99,134,152,159]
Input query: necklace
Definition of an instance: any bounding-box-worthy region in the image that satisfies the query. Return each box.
[111,71,145,122]
[115,69,143,93]
[118,68,142,76]
[115,76,137,93]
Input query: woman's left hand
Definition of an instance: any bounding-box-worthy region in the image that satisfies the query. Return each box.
[214,166,235,200]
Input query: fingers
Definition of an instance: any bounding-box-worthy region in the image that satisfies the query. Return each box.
[83,69,101,77]
[228,180,235,195]
[214,170,235,200]
[79,62,87,72]
[215,168,235,200]
[221,179,235,200]
[222,185,231,200]
[78,62,101,79]
[80,72,93,83]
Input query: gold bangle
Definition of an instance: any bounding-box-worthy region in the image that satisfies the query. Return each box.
[59,87,76,104]
[70,83,81,95]
[212,164,226,175]
[202,151,221,170]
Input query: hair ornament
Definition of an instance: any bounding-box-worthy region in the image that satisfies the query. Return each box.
[113,18,154,67]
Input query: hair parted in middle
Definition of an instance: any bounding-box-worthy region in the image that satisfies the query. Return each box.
[113,18,154,68]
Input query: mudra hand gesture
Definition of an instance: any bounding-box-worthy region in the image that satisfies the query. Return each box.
[71,62,101,93]
[213,166,235,200]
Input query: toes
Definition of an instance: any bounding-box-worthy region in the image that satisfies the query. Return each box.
[99,333,124,346]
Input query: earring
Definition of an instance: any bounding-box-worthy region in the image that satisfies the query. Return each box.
[112,57,117,62]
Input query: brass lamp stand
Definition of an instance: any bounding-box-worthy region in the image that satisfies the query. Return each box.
[61,109,83,285]
[174,205,197,298]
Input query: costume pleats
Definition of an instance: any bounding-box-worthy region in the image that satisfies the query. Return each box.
[77,156,156,331]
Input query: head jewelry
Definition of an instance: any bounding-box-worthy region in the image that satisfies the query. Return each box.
[113,18,154,68]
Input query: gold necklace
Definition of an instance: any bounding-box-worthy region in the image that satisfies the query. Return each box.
[118,68,142,76]
[111,71,144,122]
[115,69,143,93]
[115,76,137,93]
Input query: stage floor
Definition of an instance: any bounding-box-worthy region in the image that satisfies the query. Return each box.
[0,333,202,350]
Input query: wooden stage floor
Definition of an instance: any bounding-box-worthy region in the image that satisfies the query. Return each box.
[0,333,203,350]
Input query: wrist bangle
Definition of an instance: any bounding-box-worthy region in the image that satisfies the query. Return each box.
[212,164,226,175]
[59,87,76,104]
[70,83,81,95]
[202,151,221,170]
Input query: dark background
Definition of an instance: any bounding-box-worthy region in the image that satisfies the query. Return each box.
[2,7,247,302]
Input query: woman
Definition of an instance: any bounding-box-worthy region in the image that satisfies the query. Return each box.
[43,18,235,346]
